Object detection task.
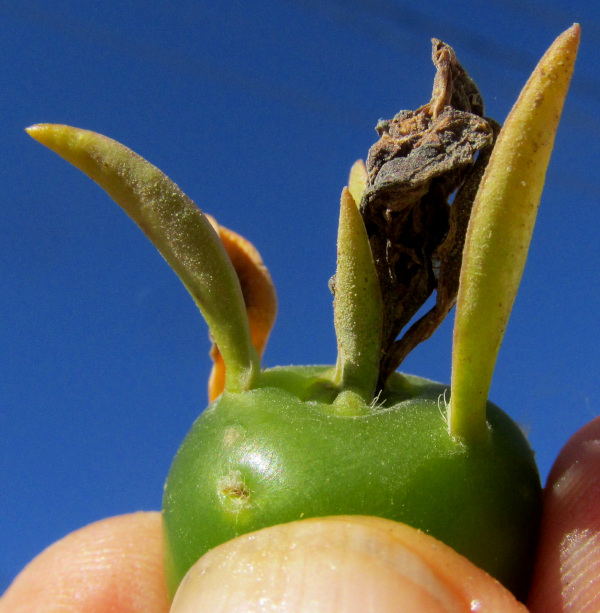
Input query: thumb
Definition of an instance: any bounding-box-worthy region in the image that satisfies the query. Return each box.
[171,516,526,613]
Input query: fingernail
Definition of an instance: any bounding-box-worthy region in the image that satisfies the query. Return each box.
[171,517,468,612]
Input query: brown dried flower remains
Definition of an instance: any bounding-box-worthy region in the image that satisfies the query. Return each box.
[359,39,500,384]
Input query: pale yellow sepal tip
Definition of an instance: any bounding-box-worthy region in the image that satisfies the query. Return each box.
[348,159,368,205]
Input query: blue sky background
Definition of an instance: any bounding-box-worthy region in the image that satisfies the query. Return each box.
[2,0,599,592]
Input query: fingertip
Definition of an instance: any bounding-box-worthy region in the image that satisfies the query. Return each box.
[171,516,526,613]
[0,512,169,613]
[528,416,600,613]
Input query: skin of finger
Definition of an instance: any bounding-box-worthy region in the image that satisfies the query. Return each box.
[171,515,527,613]
[528,416,600,613]
[0,511,169,613]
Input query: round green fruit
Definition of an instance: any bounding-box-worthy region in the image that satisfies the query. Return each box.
[163,367,541,600]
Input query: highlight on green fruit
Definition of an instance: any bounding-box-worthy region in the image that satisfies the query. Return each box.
[27,24,579,602]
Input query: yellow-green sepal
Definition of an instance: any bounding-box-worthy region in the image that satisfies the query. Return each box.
[449,25,580,442]
[333,187,382,406]
[27,124,259,393]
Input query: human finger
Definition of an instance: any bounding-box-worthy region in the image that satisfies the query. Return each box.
[0,511,169,613]
[171,515,526,613]
[528,416,600,613]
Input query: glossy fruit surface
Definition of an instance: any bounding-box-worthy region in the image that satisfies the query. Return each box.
[163,367,541,599]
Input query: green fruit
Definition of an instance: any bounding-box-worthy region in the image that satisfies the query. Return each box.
[163,367,541,600]
[27,25,578,604]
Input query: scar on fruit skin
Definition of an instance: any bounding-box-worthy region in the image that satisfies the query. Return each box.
[218,469,252,511]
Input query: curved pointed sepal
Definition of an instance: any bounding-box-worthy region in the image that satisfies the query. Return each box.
[27,124,260,393]
[449,25,580,442]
